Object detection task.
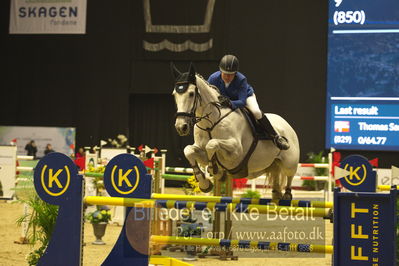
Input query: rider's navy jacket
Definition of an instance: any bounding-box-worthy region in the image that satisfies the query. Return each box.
[207,71,254,109]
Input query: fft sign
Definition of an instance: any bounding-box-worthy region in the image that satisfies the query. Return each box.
[334,188,397,266]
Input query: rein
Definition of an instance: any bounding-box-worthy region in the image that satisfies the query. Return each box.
[175,82,236,133]
[195,103,236,138]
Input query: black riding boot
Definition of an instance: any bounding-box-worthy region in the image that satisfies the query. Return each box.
[258,115,290,150]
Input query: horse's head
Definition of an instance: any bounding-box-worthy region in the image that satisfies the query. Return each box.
[171,62,199,136]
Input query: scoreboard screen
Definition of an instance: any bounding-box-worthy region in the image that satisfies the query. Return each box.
[326,0,399,151]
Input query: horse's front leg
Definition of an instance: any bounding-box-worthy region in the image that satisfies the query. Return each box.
[184,144,213,193]
[205,138,242,179]
[206,138,242,161]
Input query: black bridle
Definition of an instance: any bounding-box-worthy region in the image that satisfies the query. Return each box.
[174,82,202,127]
[174,81,236,134]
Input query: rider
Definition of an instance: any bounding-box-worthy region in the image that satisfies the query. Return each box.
[207,54,290,150]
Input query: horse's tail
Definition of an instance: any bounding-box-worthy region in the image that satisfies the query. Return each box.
[265,160,287,193]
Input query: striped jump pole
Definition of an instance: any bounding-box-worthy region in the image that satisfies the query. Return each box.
[162,173,331,183]
[166,163,330,173]
[161,173,191,181]
[17,155,35,160]
[151,235,333,254]
[16,166,34,172]
[165,166,194,173]
[84,172,104,178]
[298,159,332,201]
[151,193,333,209]
[298,163,329,168]
[248,175,329,181]
[293,176,329,181]
[84,196,332,218]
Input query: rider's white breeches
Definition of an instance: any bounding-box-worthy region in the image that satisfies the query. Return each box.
[246,94,263,120]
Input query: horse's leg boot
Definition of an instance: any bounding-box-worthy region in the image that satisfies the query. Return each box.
[193,165,214,193]
[282,187,293,200]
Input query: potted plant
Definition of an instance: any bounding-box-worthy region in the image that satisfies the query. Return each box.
[84,165,112,244]
[86,207,112,245]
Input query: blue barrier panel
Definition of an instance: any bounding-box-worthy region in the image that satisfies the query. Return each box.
[102,153,152,266]
[33,152,83,266]
[334,187,397,266]
[33,152,152,266]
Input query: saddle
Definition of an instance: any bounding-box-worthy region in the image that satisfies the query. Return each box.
[241,108,273,141]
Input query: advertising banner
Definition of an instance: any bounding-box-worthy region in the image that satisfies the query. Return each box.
[0,126,75,158]
[9,0,87,34]
[0,146,17,199]
[334,189,397,265]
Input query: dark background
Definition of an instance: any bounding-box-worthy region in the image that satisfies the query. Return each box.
[1,0,397,167]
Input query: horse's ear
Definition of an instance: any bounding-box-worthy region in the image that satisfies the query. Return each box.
[188,62,196,81]
[170,62,181,80]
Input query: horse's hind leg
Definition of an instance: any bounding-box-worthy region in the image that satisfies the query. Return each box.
[267,162,283,200]
[282,176,294,200]
[271,174,283,200]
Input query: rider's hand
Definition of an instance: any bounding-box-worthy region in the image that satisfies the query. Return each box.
[218,96,232,108]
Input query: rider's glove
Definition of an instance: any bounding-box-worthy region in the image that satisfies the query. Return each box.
[218,96,233,108]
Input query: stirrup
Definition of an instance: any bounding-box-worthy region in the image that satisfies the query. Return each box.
[274,135,290,150]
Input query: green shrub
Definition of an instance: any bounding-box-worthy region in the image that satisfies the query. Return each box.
[16,192,58,265]
[241,190,261,199]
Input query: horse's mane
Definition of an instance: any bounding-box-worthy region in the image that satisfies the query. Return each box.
[195,73,221,95]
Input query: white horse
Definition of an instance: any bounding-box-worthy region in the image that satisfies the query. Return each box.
[171,63,300,200]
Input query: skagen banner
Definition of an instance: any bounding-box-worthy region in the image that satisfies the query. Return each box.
[9,0,87,34]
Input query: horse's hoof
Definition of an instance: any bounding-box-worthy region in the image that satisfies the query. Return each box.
[272,190,283,200]
[282,192,293,200]
[200,181,214,193]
